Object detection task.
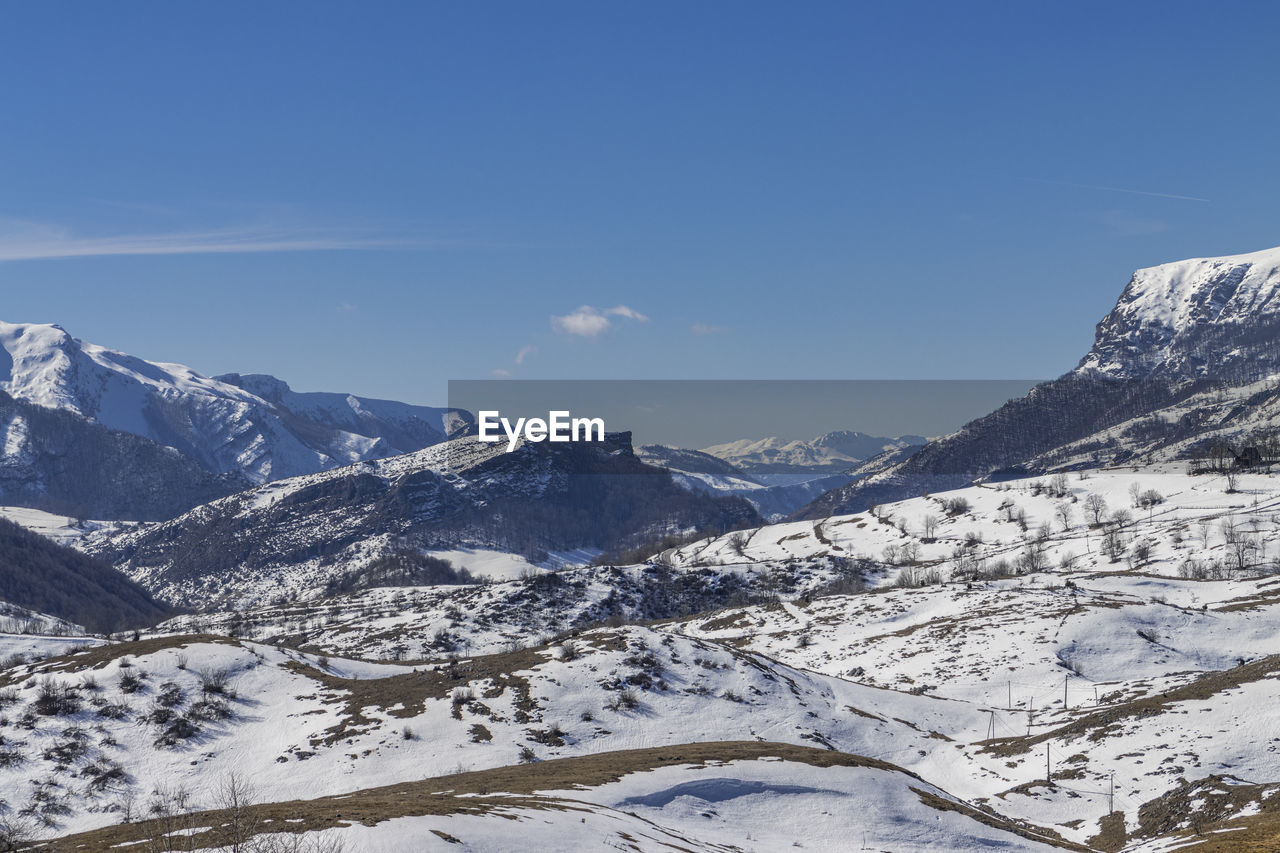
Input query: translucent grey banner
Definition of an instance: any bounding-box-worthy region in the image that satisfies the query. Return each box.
[447,379,1042,450]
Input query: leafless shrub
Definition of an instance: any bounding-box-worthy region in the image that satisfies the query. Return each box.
[605,688,640,711]
[33,678,80,716]
[197,666,235,698]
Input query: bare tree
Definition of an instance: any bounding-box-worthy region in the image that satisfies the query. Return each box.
[0,813,37,851]
[1084,494,1108,526]
[921,514,939,541]
[214,772,260,853]
[1055,502,1074,531]
[1050,472,1070,498]
[1102,525,1126,563]
[1198,518,1212,548]
[146,783,199,853]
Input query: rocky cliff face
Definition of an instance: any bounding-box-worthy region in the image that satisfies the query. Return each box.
[1077,245,1280,380]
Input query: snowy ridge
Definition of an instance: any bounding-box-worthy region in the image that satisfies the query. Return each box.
[0,321,466,485]
[701,430,925,474]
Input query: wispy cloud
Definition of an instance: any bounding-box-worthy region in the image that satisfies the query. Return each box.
[336,303,358,313]
[515,344,537,365]
[691,322,726,334]
[490,368,512,378]
[1022,177,1210,203]
[550,305,649,338]
[0,219,444,262]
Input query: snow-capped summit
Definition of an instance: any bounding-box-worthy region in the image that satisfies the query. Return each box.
[1077,245,1280,379]
[0,321,467,484]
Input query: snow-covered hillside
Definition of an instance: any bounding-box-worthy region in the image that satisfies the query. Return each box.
[0,321,466,485]
[0,627,1077,852]
[0,506,127,547]
[111,463,1280,850]
[85,431,759,609]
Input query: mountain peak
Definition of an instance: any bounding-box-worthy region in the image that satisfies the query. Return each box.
[1077,244,1280,380]
[215,372,293,403]
[0,321,464,494]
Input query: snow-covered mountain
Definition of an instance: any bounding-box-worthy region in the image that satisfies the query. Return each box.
[799,246,1280,518]
[87,431,760,609]
[1078,244,1280,380]
[0,388,243,520]
[701,430,926,474]
[0,321,468,486]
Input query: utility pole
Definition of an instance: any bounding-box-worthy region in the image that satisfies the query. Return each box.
[1109,772,1114,815]
[1008,680,1012,711]
[1046,744,1051,784]
[987,710,996,740]
[1063,674,1069,709]
[1094,685,1099,706]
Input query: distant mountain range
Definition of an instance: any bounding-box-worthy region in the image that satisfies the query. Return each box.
[636,435,923,519]
[0,321,470,518]
[700,430,927,474]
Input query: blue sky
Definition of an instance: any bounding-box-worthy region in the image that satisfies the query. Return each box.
[1,1,1277,405]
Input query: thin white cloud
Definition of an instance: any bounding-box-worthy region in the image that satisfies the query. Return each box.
[691,322,726,334]
[491,368,512,378]
[0,219,442,262]
[336,303,358,313]
[1022,177,1210,203]
[551,304,648,338]
[603,305,649,322]
[515,345,537,365]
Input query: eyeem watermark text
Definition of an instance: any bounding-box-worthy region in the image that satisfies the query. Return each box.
[477,411,606,452]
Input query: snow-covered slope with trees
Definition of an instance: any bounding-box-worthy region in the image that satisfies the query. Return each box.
[73,463,1280,851]
[86,432,759,609]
